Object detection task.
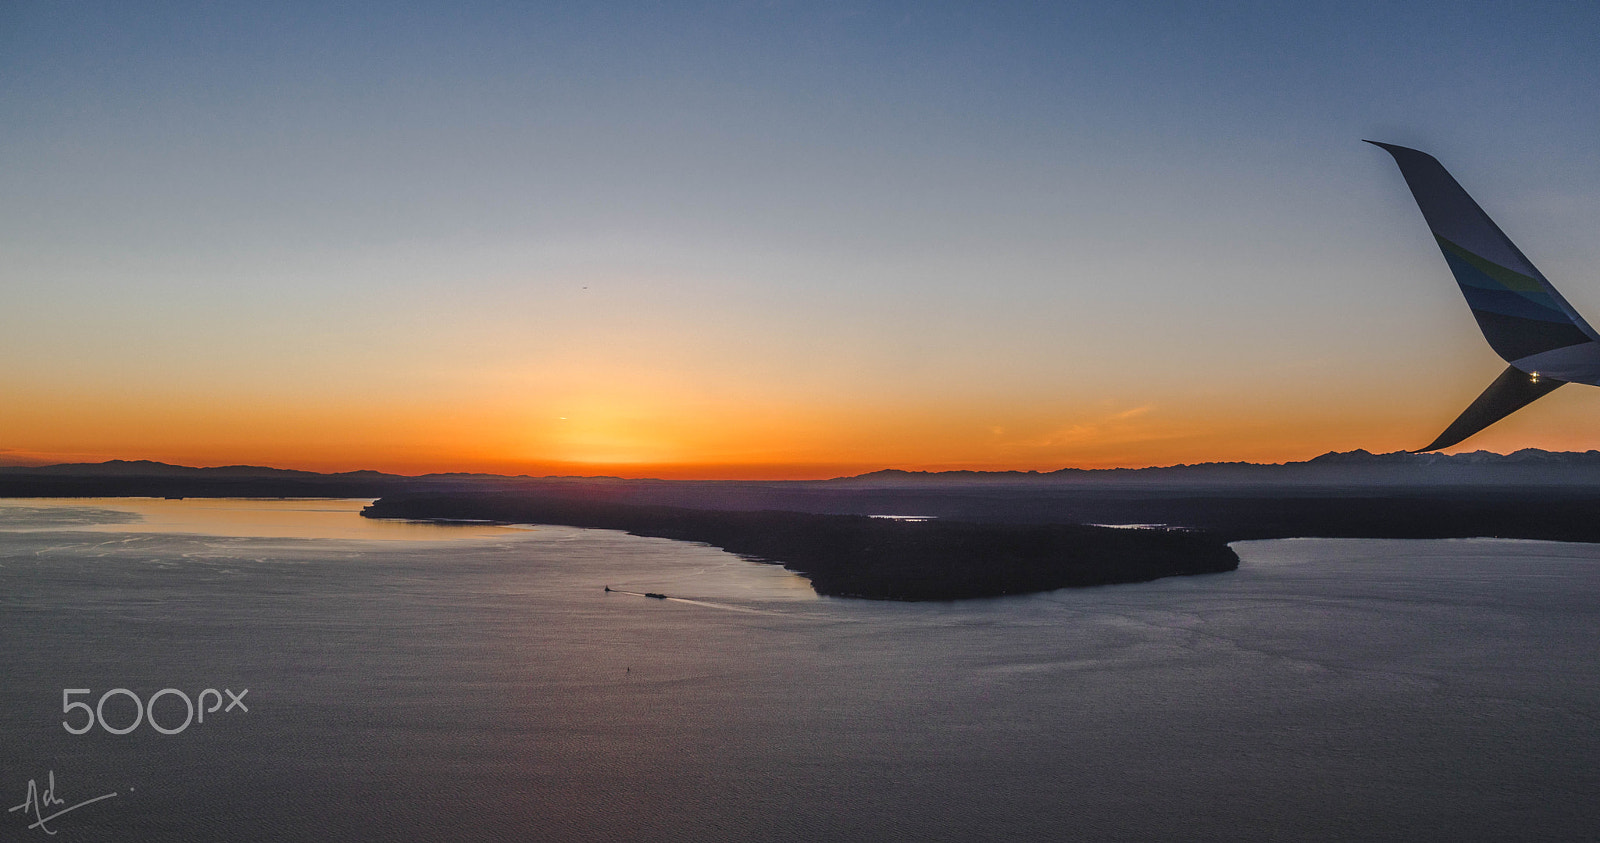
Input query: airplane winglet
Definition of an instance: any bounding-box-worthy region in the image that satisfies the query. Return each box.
[1367,141,1600,361]
[1371,140,1600,449]
[1414,365,1566,452]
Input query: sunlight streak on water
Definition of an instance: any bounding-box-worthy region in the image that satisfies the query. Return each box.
[0,497,524,541]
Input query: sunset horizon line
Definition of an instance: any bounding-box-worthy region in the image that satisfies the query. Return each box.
[0,446,1583,483]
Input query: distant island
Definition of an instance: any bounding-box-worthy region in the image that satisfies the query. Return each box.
[9,450,1600,599]
[360,493,1240,601]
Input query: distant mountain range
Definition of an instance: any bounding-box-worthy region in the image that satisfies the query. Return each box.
[826,449,1600,487]
[0,459,486,480]
[8,449,1600,489]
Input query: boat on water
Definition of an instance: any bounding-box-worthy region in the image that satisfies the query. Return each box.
[601,586,665,599]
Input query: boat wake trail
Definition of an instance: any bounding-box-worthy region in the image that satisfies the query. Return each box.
[602,587,805,616]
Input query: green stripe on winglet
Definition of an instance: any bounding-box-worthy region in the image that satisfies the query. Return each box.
[1435,235,1548,297]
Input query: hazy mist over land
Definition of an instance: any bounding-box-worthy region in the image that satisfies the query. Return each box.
[11,449,1600,549]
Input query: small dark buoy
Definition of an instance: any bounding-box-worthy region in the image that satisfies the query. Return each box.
[604,586,611,592]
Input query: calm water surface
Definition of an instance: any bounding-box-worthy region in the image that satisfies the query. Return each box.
[2,498,1598,841]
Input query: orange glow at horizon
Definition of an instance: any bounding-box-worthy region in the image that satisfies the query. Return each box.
[8,373,1600,480]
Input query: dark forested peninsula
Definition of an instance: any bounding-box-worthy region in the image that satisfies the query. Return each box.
[360,493,1240,600]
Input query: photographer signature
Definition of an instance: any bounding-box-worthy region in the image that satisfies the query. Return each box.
[8,771,118,834]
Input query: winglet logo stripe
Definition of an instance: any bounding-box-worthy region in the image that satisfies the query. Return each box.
[1436,235,1553,300]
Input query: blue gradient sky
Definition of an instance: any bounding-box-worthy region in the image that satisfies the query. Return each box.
[5,1,1600,476]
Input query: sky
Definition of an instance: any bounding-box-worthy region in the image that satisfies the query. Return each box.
[6,0,1600,478]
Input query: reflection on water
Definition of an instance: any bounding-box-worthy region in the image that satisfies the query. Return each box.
[0,497,524,541]
[2,500,1599,842]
